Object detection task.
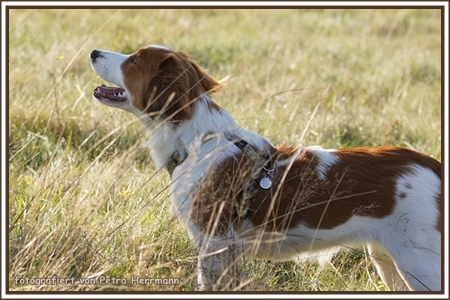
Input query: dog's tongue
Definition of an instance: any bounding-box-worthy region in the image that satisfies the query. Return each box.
[93,84,127,102]
[96,84,125,94]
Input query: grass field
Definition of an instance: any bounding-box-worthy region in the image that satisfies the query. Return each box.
[8,8,441,292]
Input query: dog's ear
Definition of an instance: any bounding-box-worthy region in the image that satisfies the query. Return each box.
[144,52,225,121]
[178,52,226,96]
[144,53,193,121]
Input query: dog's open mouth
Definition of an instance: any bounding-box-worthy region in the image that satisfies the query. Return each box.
[93,84,127,102]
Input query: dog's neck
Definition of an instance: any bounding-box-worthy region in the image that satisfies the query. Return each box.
[140,95,240,171]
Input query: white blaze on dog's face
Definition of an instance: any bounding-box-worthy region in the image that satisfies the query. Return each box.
[90,49,135,112]
[90,45,223,121]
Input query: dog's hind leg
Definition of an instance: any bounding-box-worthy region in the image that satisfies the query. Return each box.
[367,243,409,291]
[390,245,441,291]
[369,230,441,291]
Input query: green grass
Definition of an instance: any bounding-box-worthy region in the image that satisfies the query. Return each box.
[8,8,441,292]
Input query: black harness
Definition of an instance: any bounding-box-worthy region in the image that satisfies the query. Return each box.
[166,133,270,177]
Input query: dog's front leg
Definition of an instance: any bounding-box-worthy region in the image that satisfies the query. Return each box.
[195,233,244,291]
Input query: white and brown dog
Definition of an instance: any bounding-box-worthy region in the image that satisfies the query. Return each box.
[90,45,441,291]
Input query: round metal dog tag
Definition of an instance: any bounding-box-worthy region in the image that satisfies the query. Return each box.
[260,176,272,189]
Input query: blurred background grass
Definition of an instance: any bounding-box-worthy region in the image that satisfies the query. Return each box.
[8,8,441,291]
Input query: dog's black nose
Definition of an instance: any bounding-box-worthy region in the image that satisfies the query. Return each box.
[90,50,101,60]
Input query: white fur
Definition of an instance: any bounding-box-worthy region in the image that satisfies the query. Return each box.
[306,146,339,180]
[148,44,172,51]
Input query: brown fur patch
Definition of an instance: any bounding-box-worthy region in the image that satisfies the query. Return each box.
[190,145,441,236]
[122,47,225,121]
[247,146,441,232]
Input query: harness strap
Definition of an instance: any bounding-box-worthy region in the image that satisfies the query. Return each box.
[224,133,272,222]
[166,133,216,177]
[166,149,187,177]
[166,132,269,176]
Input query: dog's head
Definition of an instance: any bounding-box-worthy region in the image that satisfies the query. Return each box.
[90,45,224,121]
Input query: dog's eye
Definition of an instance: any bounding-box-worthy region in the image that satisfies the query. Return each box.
[131,57,137,65]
